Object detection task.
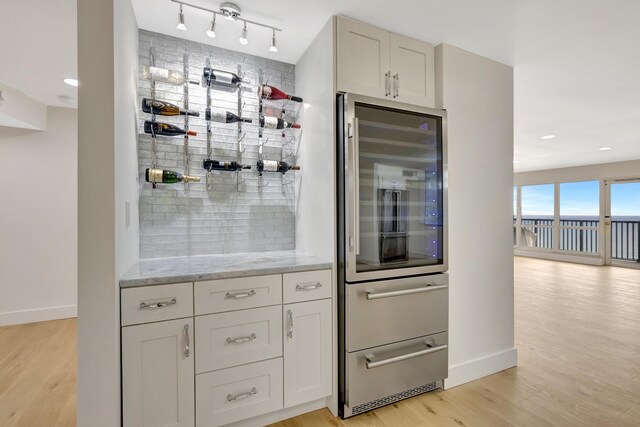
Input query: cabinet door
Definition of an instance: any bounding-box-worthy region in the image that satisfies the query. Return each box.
[389,33,435,107]
[283,299,332,408]
[123,319,194,427]
[337,16,390,99]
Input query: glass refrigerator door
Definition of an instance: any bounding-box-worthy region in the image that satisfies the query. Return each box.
[354,102,444,275]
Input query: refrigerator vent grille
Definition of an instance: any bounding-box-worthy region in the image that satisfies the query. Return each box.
[351,382,438,416]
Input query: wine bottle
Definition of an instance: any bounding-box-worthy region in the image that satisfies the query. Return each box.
[203,159,251,171]
[256,159,300,174]
[258,84,303,103]
[142,98,200,117]
[144,120,197,137]
[141,65,198,86]
[205,108,252,124]
[202,68,245,87]
[145,168,200,184]
[259,116,301,130]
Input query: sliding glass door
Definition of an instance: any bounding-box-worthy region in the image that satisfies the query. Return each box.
[605,180,640,266]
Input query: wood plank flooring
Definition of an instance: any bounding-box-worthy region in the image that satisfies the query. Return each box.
[1,257,639,426]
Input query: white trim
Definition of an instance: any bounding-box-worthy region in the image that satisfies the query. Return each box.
[514,249,604,265]
[225,397,329,427]
[0,305,77,326]
[444,348,517,389]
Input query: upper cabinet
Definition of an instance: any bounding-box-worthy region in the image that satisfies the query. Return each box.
[336,16,435,108]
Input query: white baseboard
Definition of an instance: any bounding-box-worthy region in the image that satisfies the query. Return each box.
[0,305,77,326]
[514,250,604,266]
[444,347,518,389]
[226,397,329,427]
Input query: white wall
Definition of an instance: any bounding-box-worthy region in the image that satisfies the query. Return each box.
[0,83,47,130]
[77,0,139,425]
[435,44,517,388]
[0,107,77,326]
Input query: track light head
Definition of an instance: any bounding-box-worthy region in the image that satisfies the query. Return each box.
[206,14,216,37]
[239,23,248,45]
[176,5,186,30]
[269,30,278,52]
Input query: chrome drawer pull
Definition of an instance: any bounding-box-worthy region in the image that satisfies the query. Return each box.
[184,324,190,358]
[139,298,177,309]
[365,342,447,369]
[287,309,294,339]
[225,290,256,299]
[366,284,447,300]
[226,333,257,344]
[296,282,322,291]
[227,387,257,402]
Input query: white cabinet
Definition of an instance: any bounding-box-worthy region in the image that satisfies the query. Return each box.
[337,17,390,99]
[122,318,194,427]
[283,299,332,408]
[336,16,435,107]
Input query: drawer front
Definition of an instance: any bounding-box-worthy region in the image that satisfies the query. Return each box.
[346,273,448,351]
[194,275,282,315]
[283,269,332,303]
[121,282,193,326]
[195,306,282,374]
[196,358,283,427]
[346,332,447,412]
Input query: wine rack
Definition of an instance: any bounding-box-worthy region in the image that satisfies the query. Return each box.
[257,67,301,194]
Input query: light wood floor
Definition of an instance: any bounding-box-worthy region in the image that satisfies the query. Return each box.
[1,257,639,426]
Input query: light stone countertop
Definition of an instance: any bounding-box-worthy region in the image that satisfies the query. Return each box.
[119,250,333,288]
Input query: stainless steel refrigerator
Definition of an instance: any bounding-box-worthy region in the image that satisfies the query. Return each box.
[337,93,449,418]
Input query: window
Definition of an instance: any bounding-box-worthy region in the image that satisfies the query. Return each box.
[520,184,554,249]
[559,181,599,253]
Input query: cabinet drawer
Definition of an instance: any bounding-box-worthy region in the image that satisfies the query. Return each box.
[121,283,193,326]
[196,358,283,427]
[195,306,282,374]
[346,273,448,351]
[345,332,447,413]
[194,275,282,315]
[283,269,332,303]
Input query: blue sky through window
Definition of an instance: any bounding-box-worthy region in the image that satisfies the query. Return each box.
[611,182,640,217]
[560,181,599,217]
[522,184,554,216]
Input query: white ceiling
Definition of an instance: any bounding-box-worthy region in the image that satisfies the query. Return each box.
[0,0,77,108]
[3,0,640,172]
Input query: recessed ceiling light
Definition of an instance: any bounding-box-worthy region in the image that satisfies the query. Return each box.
[540,135,556,140]
[64,78,79,87]
[599,147,612,151]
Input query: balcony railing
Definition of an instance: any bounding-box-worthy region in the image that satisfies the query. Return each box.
[514,218,640,262]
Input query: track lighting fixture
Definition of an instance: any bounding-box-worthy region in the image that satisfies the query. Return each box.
[239,22,248,45]
[176,4,187,30]
[269,29,278,52]
[170,0,281,52]
[206,14,216,38]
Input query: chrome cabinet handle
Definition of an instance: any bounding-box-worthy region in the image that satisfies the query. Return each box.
[365,342,447,369]
[287,309,294,339]
[366,284,447,300]
[226,333,257,344]
[384,71,391,96]
[227,387,257,402]
[393,73,399,98]
[184,324,190,358]
[139,298,177,310]
[225,290,256,299]
[296,282,323,291]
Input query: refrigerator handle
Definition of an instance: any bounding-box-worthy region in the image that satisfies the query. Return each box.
[352,117,360,255]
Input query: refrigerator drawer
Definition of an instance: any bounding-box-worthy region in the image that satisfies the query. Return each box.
[346,274,448,352]
[345,332,447,416]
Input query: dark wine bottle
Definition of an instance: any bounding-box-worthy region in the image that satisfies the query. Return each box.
[144,120,197,137]
[203,159,251,171]
[142,98,199,117]
[202,68,244,87]
[259,116,301,129]
[205,108,252,124]
[145,168,200,184]
[256,159,300,174]
[258,84,303,103]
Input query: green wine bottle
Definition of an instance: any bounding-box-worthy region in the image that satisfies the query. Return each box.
[145,168,200,184]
